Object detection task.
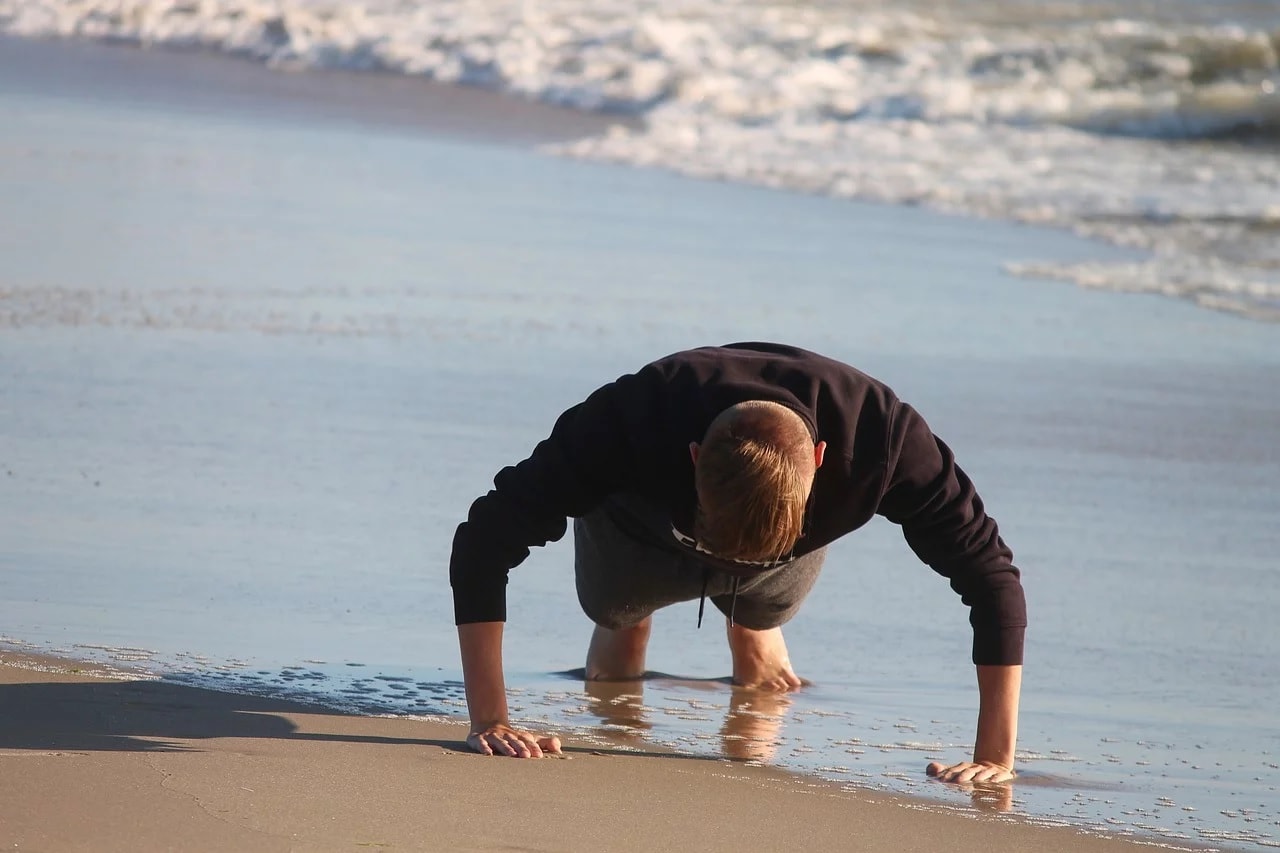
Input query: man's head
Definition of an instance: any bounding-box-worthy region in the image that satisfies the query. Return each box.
[690,401,826,564]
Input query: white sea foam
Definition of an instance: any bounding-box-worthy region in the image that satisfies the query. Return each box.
[2,0,1278,319]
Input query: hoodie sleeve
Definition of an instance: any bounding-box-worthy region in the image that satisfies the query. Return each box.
[449,379,638,625]
[877,402,1027,665]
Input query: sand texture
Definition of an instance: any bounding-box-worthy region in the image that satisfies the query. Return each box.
[0,652,1205,853]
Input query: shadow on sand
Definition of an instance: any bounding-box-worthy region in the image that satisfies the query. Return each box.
[0,677,452,753]
[0,674,728,763]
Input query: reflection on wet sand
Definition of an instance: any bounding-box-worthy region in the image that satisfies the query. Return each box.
[578,674,1014,813]
[955,779,1014,813]
[581,678,651,745]
[719,688,791,763]
[580,677,791,762]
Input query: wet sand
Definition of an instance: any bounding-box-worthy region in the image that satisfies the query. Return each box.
[0,651,1213,853]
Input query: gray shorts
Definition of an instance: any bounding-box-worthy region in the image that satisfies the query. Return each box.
[574,498,826,632]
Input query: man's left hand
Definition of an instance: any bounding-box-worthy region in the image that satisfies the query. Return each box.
[926,760,1015,784]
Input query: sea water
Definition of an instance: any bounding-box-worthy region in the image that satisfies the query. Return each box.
[1,32,1279,853]
[2,0,1279,321]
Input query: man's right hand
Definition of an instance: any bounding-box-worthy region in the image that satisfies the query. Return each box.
[466,722,563,758]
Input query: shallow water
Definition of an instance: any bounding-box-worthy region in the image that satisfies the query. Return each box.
[1,42,1279,851]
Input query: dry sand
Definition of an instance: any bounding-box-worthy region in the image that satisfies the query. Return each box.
[0,651,1196,853]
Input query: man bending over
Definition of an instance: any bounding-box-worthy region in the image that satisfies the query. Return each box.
[450,342,1026,783]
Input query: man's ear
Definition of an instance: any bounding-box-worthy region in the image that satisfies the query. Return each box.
[814,441,827,469]
[689,442,700,464]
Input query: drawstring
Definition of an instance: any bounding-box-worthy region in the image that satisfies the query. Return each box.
[697,567,709,628]
[696,570,742,629]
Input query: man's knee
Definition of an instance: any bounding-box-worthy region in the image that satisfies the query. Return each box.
[582,603,653,632]
[710,548,826,628]
[710,598,796,631]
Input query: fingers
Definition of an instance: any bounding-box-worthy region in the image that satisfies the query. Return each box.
[467,726,558,758]
[931,762,977,783]
[503,733,535,758]
[499,731,538,758]
[467,731,495,756]
[926,760,1014,784]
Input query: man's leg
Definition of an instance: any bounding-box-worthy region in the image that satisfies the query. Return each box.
[585,616,652,680]
[574,501,695,680]
[713,547,827,691]
[726,622,805,691]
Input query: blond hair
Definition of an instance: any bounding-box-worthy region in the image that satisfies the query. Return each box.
[693,401,815,563]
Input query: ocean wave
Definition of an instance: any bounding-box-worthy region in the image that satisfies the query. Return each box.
[3,0,1279,320]
[1063,81,1280,140]
[4,0,1276,137]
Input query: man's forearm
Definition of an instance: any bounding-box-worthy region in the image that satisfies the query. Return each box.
[973,664,1021,769]
[458,621,508,729]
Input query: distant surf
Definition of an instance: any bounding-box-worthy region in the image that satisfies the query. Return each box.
[3,0,1278,320]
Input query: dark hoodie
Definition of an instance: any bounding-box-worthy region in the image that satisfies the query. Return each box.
[450,342,1027,665]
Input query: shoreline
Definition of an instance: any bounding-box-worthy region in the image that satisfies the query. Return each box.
[0,649,1222,853]
[2,29,1275,853]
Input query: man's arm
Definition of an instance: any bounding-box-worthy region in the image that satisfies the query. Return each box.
[927,664,1021,783]
[875,402,1027,781]
[458,622,562,758]
[877,403,1027,666]
[450,380,646,757]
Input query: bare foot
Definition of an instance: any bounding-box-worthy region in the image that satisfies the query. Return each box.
[585,618,652,681]
[726,622,807,691]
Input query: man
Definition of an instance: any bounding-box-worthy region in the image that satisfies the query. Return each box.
[451,342,1026,783]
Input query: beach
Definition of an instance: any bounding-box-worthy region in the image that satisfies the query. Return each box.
[1,24,1279,853]
[0,649,1223,853]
